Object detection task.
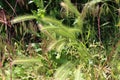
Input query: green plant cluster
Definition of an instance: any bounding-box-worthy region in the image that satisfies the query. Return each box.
[0,0,120,80]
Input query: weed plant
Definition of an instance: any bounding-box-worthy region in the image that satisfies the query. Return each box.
[0,0,120,80]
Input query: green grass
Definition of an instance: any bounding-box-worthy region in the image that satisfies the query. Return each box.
[0,0,120,80]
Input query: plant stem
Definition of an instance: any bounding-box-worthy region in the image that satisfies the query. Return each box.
[97,5,101,42]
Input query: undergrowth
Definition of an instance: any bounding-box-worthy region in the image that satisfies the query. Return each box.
[0,0,120,80]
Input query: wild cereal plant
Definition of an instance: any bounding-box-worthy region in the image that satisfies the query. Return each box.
[9,0,120,80]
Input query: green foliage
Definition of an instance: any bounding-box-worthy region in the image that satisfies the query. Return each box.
[0,0,120,80]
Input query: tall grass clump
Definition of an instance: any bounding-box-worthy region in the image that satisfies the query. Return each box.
[1,0,119,80]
